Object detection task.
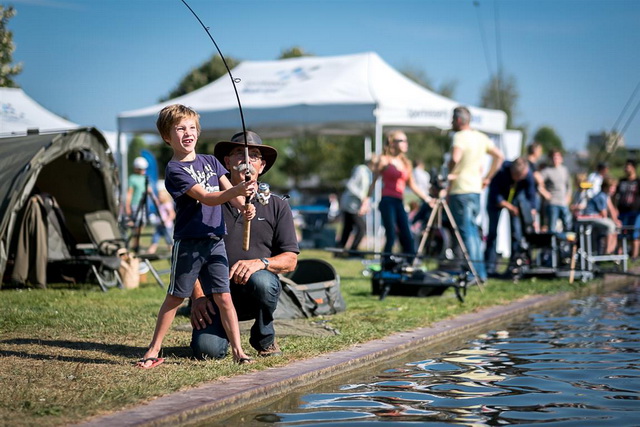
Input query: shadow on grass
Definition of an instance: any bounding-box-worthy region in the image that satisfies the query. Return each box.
[0,338,192,362]
[351,290,374,297]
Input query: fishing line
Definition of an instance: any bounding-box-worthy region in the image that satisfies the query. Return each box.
[595,78,640,166]
[179,0,247,137]
[473,1,497,108]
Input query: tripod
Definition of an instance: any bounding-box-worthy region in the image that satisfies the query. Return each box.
[130,176,160,254]
[414,193,484,289]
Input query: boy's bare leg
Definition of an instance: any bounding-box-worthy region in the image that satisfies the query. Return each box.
[139,294,184,367]
[212,292,251,362]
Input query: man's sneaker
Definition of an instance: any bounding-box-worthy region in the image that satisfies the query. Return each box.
[258,342,282,357]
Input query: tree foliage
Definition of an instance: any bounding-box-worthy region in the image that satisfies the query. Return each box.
[480,72,518,129]
[127,135,148,170]
[533,126,564,154]
[160,54,239,102]
[582,130,629,172]
[0,6,22,87]
[153,53,241,172]
[279,46,313,59]
[400,65,457,99]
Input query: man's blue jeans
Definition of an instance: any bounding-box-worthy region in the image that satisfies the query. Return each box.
[449,193,486,280]
[546,204,573,233]
[619,211,640,240]
[191,269,281,359]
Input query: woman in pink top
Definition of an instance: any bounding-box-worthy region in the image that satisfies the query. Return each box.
[363,130,431,259]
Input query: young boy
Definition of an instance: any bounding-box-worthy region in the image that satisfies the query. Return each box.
[137,104,256,368]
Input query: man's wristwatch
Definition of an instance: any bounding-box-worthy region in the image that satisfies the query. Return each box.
[260,257,270,270]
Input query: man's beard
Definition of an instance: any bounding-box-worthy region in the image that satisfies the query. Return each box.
[233,163,257,175]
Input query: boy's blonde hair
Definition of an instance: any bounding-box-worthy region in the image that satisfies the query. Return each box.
[156,104,201,143]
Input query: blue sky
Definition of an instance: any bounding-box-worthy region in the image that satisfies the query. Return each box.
[8,0,640,151]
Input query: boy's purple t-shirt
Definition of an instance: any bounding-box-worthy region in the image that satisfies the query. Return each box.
[164,154,229,240]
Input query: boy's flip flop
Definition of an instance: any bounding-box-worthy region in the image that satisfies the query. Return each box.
[136,357,165,369]
[235,357,254,365]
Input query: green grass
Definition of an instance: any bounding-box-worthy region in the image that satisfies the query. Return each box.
[0,249,622,426]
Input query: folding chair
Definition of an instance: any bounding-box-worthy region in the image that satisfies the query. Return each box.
[576,221,628,274]
[84,210,166,288]
[511,197,591,281]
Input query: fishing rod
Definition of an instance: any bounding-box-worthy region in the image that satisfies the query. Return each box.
[180,0,253,251]
[593,78,640,168]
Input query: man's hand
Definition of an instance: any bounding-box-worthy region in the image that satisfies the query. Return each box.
[230,259,264,285]
[505,203,519,217]
[243,203,256,221]
[190,296,216,330]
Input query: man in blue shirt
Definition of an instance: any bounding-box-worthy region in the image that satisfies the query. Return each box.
[485,157,537,276]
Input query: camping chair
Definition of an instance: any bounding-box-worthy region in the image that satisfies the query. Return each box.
[510,197,587,281]
[575,221,628,274]
[28,195,126,292]
[83,210,166,288]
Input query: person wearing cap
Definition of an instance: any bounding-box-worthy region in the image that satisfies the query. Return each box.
[586,162,609,199]
[190,130,299,359]
[125,156,156,251]
[125,156,150,220]
[137,105,257,368]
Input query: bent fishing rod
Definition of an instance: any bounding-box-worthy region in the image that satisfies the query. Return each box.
[180,0,252,251]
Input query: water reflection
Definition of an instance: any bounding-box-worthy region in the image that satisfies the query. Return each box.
[228,284,640,426]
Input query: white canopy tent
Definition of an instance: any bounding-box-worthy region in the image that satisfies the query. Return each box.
[118,52,510,251]
[118,51,506,139]
[0,87,120,154]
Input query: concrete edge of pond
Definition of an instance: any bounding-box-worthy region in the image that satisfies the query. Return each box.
[77,272,636,427]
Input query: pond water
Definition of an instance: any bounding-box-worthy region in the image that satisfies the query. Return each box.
[221,283,640,426]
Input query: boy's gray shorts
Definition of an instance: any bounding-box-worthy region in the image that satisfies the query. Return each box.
[168,237,229,298]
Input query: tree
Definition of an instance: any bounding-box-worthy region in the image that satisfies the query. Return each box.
[480,72,518,129]
[160,54,239,102]
[0,6,22,87]
[583,130,628,171]
[154,54,240,168]
[127,135,149,170]
[533,126,564,154]
[279,46,313,59]
[400,65,457,99]
[276,135,363,192]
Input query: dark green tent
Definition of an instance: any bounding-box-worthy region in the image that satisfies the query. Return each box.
[0,128,119,287]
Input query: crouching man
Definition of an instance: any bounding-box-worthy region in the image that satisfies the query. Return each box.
[190,131,299,358]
